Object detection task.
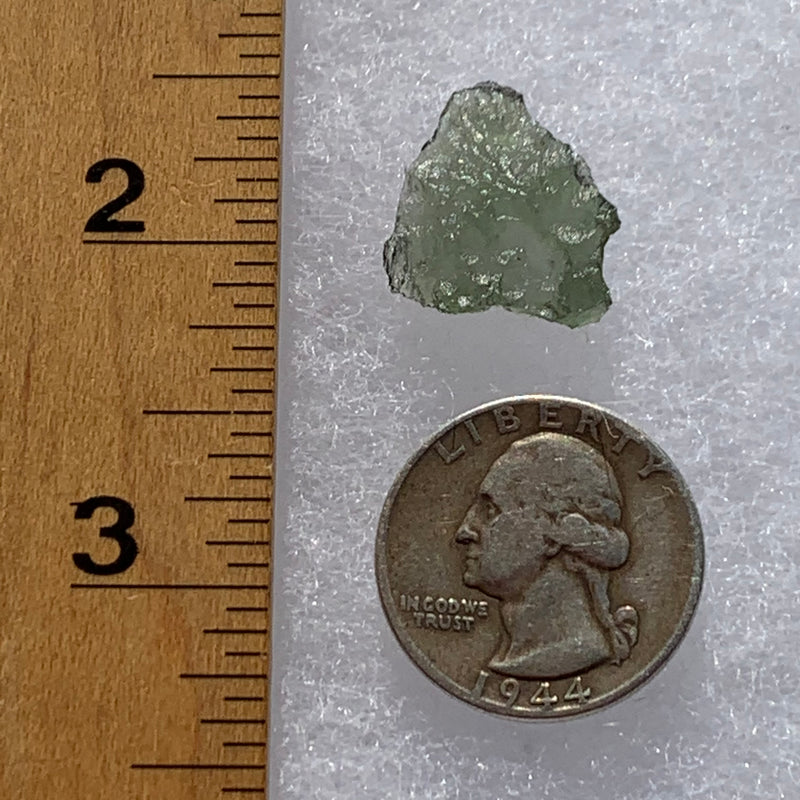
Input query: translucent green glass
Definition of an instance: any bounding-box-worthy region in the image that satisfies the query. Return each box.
[384,82,620,328]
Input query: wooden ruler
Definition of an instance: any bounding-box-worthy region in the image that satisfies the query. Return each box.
[0,2,282,797]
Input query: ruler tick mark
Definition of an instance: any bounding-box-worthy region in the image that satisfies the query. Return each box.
[131,764,265,771]
[216,197,277,202]
[225,651,267,657]
[214,281,275,287]
[185,496,270,502]
[208,540,270,546]
[211,367,274,373]
[83,239,275,246]
[221,33,281,38]
[154,73,278,79]
[196,156,279,162]
[208,453,271,460]
[224,696,266,702]
[191,324,274,330]
[223,742,268,749]
[143,409,235,416]
[217,115,280,121]
[71,583,268,590]
[181,674,267,680]
[204,628,268,634]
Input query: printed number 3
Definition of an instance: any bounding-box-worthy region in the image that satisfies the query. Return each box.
[73,495,138,576]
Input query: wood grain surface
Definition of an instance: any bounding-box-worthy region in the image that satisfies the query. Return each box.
[0,2,281,797]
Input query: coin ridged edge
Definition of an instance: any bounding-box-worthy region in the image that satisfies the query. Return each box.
[375,394,705,720]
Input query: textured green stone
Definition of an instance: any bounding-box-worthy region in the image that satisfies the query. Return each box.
[384,82,620,328]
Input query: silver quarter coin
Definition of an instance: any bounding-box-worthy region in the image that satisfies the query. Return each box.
[376,396,704,719]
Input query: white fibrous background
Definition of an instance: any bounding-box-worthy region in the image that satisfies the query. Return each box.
[272,2,800,797]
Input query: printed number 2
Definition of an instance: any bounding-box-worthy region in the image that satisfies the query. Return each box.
[73,495,138,576]
[84,158,145,232]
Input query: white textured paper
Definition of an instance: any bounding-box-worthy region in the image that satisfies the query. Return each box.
[272,2,800,797]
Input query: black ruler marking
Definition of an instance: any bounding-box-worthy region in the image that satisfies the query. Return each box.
[129,4,280,794]
[154,73,278,79]
[82,239,275,245]
[132,764,265,771]
[180,674,267,680]
[208,540,270,546]
[71,583,268,590]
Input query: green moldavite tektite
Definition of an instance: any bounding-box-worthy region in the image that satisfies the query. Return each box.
[384,82,620,328]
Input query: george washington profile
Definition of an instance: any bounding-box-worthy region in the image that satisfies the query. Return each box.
[455,432,638,679]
